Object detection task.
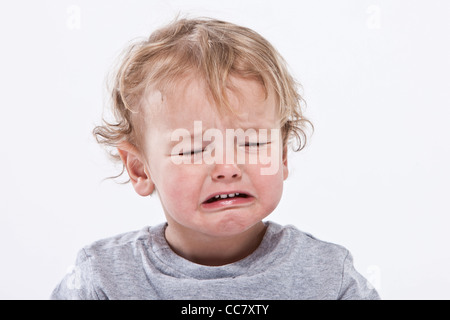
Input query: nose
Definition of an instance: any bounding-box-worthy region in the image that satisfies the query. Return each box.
[211,163,242,182]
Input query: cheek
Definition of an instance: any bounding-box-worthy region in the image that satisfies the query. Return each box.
[257,152,285,202]
[156,163,203,209]
[261,174,284,202]
[248,164,284,199]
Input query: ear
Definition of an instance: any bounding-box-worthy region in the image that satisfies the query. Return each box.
[282,145,289,180]
[117,141,154,196]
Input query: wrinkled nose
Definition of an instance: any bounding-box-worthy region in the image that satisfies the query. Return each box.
[211,163,242,182]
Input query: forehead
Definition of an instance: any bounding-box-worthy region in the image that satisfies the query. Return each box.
[142,75,279,132]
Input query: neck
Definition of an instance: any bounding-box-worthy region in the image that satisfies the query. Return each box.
[164,220,267,266]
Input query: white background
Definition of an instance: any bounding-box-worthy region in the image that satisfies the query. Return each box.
[0,0,449,300]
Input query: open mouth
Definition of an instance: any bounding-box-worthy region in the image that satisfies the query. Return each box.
[203,192,250,204]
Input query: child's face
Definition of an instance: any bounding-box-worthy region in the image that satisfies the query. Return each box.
[142,76,288,238]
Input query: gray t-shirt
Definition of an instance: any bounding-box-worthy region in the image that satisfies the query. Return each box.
[51,221,380,300]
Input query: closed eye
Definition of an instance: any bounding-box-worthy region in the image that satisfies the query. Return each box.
[243,142,270,147]
[179,149,204,156]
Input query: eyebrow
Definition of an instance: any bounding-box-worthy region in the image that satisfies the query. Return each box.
[168,126,276,144]
[167,130,202,148]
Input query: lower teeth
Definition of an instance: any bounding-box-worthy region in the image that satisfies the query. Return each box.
[206,194,247,203]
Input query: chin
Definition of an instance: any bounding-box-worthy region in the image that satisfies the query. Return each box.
[201,212,267,238]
